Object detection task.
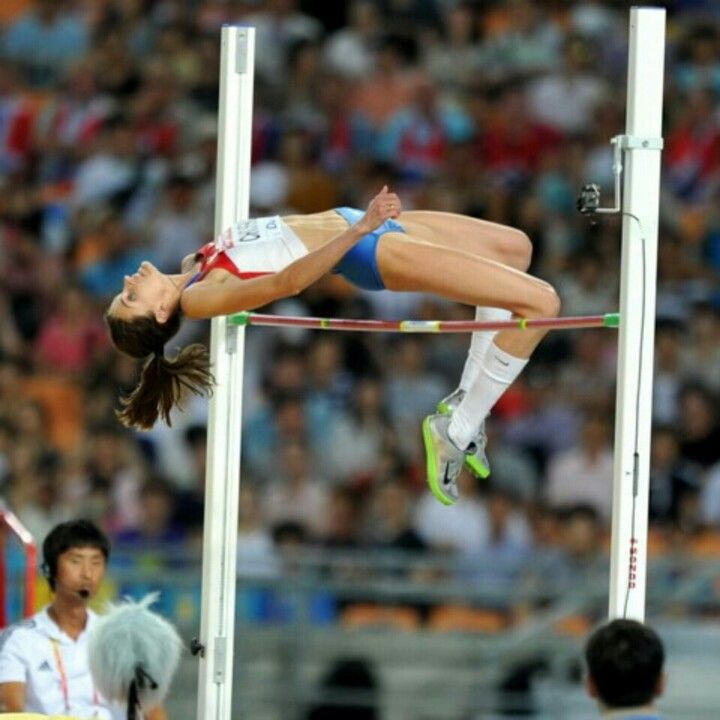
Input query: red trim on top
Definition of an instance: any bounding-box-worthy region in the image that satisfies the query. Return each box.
[194,240,273,282]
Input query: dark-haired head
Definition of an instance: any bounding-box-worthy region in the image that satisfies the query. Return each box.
[585,619,665,710]
[105,307,213,430]
[43,519,110,591]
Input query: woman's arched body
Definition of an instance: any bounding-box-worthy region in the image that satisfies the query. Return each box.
[105,187,560,506]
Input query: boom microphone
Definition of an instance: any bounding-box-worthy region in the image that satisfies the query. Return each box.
[88,593,183,719]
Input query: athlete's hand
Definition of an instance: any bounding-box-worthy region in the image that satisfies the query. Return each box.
[356,186,402,234]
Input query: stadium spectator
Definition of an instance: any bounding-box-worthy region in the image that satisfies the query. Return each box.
[649,425,701,524]
[0,519,165,718]
[113,475,187,563]
[545,413,614,521]
[237,483,280,580]
[519,504,607,614]
[677,384,720,468]
[325,375,391,484]
[698,459,720,527]
[414,472,490,554]
[262,439,329,536]
[323,0,380,80]
[352,35,423,131]
[2,0,89,88]
[172,424,207,537]
[457,484,532,593]
[481,418,539,501]
[246,0,323,86]
[368,477,426,552]
[477,0,562,81]
[305,657,378,720]
[34,285,109,378]
[503,366,581,471]
[680,303,720,393]
[384,335,449,460]
[475,82,563,189]
[376,75,474,182]
[320,486,365,550]
[585,619,666,719]
[421,2,483,95]
[527,35,609,135]
[82,424,145,532]
[10,453,69,544]
[652,320,686,424]
[148,173,205,273]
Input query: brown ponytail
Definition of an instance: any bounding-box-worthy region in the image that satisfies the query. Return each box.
[105,311,214,430]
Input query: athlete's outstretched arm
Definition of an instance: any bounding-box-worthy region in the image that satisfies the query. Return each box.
[181,187,400,319]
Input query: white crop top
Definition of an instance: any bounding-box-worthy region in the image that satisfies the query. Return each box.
[192,216,308,282]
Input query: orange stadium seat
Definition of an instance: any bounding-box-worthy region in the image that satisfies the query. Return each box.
[340,603,421,631]
[689,531,720,558]
[647,528,669,558]
[428,605,508,634]
[554,614,592,637]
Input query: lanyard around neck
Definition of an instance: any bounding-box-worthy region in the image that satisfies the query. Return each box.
[50,638,100,715]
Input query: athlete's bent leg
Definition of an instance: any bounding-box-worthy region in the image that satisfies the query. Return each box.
[400,212,533,395]
[400,211,532,271]
[377,233,560,504]
[377,233,558,358]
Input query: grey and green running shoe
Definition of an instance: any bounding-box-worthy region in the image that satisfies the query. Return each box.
[436,389,491,479]
[422,413,467,506]
[437,388,466,415]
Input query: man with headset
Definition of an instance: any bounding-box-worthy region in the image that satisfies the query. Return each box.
[0,519,166,719]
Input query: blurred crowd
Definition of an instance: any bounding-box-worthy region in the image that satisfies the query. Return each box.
[1,0,720,618]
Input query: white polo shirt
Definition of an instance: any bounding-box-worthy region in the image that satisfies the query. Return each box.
[0,607,122,719]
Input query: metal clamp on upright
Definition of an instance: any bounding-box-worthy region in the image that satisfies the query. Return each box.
[576,134,664,216]
[615,134,664,151]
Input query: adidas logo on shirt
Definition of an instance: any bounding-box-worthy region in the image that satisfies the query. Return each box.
[38,660,53,672]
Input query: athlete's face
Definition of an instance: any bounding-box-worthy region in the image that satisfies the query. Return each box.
[107,261,172,323]
[55,546,106,600]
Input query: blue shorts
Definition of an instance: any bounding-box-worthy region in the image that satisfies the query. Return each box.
[332,207,406,291]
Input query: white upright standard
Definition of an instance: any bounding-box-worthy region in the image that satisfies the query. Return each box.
[197,25,255,720]
[609,6,666,621]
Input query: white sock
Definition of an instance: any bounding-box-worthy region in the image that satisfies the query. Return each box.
[449,342,528,450]
[458,307,513,392]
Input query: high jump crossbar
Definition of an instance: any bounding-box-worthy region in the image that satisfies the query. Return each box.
[199,9,664,719]
[229,311,620,333]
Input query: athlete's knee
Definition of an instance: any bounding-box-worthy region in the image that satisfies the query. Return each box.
[510,230,533,271]
[496,229,532,270]
[538,285,561,318]
[524,284,560,318]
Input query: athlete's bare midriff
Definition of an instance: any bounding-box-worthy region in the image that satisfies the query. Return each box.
[283,210,350,251]
[283,209,439,252]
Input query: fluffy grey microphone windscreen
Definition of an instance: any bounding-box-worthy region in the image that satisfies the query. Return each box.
[88,592,183,708]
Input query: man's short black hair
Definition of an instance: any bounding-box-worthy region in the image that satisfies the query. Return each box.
[585,619,664,708]
[42,519,110,590]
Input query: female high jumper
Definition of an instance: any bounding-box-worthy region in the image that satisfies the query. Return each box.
[105,186,560,506]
